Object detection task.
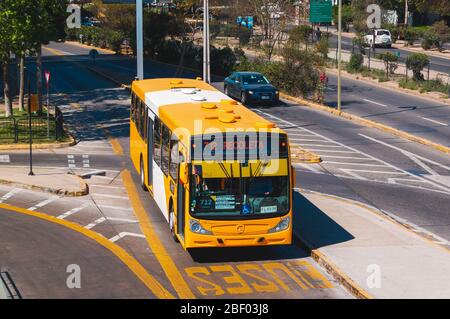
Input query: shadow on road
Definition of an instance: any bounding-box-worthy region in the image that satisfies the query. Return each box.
[292,192,354,250]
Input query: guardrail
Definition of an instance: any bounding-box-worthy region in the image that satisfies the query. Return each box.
[0,106,64,143]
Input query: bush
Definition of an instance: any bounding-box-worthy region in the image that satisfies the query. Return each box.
[406,53,429,81]
[404,28,418,46]
[377,52,398,77]
[211,46,237,76]
[347,53,364,72]
[431,21,450,52]
[421,30,439,50]
[315,37,329,59]
[106,30,124,54]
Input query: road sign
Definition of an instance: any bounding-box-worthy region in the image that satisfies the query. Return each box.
[44,70,50,85]
[310,0,332,23]
[237,16,254,29]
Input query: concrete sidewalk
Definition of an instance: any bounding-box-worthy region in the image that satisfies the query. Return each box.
[294,190,450,298]
[0,167,88,196]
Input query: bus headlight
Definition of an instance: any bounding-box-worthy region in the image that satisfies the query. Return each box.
[190,220,212,235]
[269,217,290,233]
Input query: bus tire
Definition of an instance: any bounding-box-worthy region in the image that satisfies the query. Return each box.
[169,207,179,243]
[140,158,147,191]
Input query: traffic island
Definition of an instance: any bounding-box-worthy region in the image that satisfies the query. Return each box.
[293,189,450,298]
[0,167,88,197]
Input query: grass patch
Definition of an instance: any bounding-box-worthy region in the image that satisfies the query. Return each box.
[399,78,449,95]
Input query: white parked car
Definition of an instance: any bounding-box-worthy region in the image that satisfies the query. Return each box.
[363,29,392,48]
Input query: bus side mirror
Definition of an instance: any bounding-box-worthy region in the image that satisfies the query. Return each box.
[291,166,296,187]
[179,163,189,185]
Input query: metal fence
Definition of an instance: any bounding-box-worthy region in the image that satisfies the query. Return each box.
[0,106,64,143]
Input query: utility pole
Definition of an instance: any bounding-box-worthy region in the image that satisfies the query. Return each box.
[203,0,211,83]
[136,0,144,80]
[404,0,409,26]
[337,0,342,113]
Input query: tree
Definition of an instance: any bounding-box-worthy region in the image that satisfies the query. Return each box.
[378,52,398,79]
[333,4,353,32]
[430,21,450,52]
[414,0,450,17]
[406,53,429,81]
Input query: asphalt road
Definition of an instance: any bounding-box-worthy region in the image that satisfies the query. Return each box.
[0,42,351,299]
[1,41,449,299]
[328,33,450,74]
[0,206,154,298]
[325,72,450,147]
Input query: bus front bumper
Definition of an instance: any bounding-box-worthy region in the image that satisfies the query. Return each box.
[185,229,292,249]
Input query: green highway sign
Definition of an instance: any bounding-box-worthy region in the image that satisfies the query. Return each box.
[310,0,332,23]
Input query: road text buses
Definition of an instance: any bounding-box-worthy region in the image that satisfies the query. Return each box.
[130,78,294,249]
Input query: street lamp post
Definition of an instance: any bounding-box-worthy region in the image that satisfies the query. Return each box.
[203,0,211,83]
[337,0,342,113]
[136,0,144,80]
[26,68,34,176]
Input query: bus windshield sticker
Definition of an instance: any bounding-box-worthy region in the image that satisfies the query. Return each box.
[260,206,277,213]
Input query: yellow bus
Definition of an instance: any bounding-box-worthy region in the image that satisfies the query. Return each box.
[130,78,295,249]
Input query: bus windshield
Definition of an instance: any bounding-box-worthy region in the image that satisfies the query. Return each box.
[190,175,289,218]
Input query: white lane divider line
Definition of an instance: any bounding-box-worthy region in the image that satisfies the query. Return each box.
[90,193,128,199]
[323,161,388,167]
[85,217,106,229]
[362,98,388,107]
[57,202,90,219]
[293,143,342,148]
[320,155,374,160]
[419,117,448,126]
[0,188,22,203]
[89,184,125,190]
[28,196,59,211]
[0,155,10,163]
[67,154,76,168]
[294,163,323,173]
[109,232,146,243]
[82,154,90,168]
[97,204,133,211]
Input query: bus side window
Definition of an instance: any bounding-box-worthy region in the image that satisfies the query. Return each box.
[131,93,135,122]
[154,117,162,167]
[139,99,145,138]
[144,107,148,143]
[161,124,170,176]
[136,99,142,133]
[169,139,178,181]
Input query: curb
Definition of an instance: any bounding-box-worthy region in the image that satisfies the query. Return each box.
[290,145,322,164]
[0,174,89,197]
[293,230,373,299]
[0,133,76,151]
[326,67,450,105]
[65,41,116,55]
[280,93,450,154]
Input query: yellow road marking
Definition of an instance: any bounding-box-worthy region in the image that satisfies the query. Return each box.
[104,127,124,155]
[43,46,65,56]
[121,169,195,299]
[0,203,174,299]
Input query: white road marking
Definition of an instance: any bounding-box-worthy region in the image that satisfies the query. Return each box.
[289,138,325,142]
[89,184,125,189]
[321,155,373,160]
[28,196,59,211]
[85,217,106,229]
[91,193,128,199]
[0,155,10,163]
[362,98,388,107]
[97,204,133,211]
[255,109,450,195]
[0,188,21,203]
[419,117,448,126]
[109,232,146,243]
[294,163,322,173]
[292,143,342,148]
[304,149,359,153]
[57,202,90,219]
[323,161,388,167]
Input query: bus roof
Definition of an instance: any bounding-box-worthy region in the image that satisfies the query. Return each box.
[132,78,284,136]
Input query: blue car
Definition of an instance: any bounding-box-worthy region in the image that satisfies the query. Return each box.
[224,72,279,104]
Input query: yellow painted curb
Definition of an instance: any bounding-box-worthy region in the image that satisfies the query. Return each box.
[86,66,131,90]
[0,203,175,299]
[0,134,76,151]
[0,173,89,197]
[280,93,450,154]
[290,145,322,164]
[65,41,116,55]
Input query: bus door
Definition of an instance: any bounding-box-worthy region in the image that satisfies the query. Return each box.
[147,116,153,186]
[177,153,186,240]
